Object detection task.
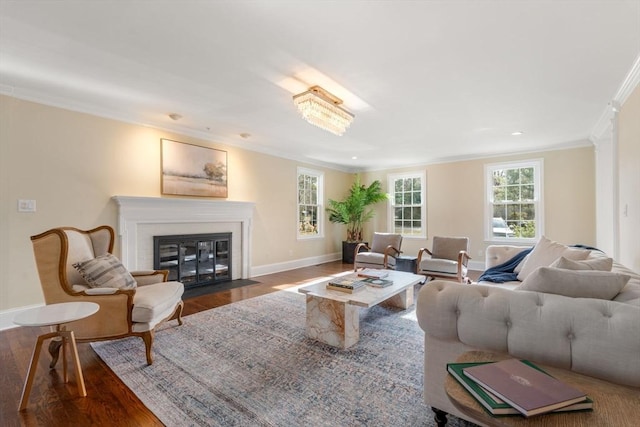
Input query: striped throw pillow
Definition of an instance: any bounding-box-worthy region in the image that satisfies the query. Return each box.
[73,253,137,290]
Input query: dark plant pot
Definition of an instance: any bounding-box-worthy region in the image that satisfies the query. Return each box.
[342,241,367,264]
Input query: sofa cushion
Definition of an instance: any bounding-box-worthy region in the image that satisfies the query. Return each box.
[550,256,613,271]
[516,236,590,281]
[73,253,137,290]
[516,267,630,300]
[419,258,460,275]
[355,251,396,267]
[514,256,527,273]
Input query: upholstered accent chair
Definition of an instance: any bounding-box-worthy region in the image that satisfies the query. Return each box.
[417,236,471,283]
[353,232,403,271]
[30,225,184,365]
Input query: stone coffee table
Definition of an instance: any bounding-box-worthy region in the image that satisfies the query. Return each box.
[298,270,423,349]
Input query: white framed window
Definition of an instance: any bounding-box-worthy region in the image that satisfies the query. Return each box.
[388,171,426,238]
[297,167,323,239]
[484,159,543,242]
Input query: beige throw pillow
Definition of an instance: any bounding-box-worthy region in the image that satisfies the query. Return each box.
[516,267,630,300]
[73,253,137,290]
[514,252,530,273]
[550,256,613,272]
[516,236,590,281]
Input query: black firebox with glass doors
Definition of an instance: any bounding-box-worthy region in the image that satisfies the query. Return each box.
[154,233,231,289]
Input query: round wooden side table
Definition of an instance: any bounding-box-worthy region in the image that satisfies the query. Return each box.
[13,302,99,411]
[445,351,640,427]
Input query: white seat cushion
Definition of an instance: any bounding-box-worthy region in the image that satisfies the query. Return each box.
[132,281,184,323]
[355,252,396,267]
[420,258,459,274]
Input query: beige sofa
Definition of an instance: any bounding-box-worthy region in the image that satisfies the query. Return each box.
[416,243,640,426]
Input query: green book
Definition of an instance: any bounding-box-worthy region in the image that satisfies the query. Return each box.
[447,361,593,416]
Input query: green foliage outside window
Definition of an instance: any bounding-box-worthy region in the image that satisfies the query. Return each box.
[492,166,537,238]
[298,173,319,235]
[393,176,422,236]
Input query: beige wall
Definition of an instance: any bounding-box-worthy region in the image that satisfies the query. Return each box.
[0,95,351,310]
[362,146,596,266]
[618,85,640,271]
[0,93,603,313]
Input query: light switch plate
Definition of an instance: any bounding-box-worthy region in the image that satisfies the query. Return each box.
[18,199,36,212]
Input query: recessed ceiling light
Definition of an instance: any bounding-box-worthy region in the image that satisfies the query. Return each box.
[239,133,251,139]
[511,131,523,136]
[352,156,358,160]
[168,113,182,121]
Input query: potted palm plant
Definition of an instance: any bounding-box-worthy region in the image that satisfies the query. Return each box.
[326,175,388,263]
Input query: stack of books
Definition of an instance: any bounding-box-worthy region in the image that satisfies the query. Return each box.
[447,358,592,417]
[326,276,366,293]
[358,277,394,288]
[327,272,395,292]
[357,268,389,279]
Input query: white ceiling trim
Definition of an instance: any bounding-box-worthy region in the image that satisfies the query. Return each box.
[615,54,640,104]
[590,54,640,142]
[0,77,621,173]
[0,81,599,174]
[361,139,594,172]
[0,83,359,173]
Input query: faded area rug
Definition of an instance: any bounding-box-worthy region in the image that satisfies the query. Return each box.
[92,286,474,427]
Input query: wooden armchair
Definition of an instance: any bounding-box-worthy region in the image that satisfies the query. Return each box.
[417,236,472,283]
[30,225,184,365]
[353,232,403,271]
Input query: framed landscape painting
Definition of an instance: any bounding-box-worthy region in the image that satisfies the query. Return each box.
[161,139,228,197]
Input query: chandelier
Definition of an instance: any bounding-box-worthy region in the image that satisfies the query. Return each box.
[292,86,354,136]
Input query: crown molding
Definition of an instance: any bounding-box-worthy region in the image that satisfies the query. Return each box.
[0,84,360,173]
[615,54,640,103]
[590,54,640,142]
[590,105,616,143]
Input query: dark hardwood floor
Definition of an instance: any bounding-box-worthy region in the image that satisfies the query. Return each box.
[1,261,480,426]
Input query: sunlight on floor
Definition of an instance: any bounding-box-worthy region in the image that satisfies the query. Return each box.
[279,270,353,293]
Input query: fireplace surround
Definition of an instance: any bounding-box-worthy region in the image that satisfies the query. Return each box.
[112,196,255,279]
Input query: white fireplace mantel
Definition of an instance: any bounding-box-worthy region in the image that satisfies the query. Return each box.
[112,196,255,278]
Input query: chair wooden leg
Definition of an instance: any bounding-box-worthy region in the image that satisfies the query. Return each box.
[171,301,184,326]
[142,330,155,365]
[48,338,63,369]
[61,333,68,382]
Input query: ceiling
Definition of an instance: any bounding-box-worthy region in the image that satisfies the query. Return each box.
[1,1,639,171]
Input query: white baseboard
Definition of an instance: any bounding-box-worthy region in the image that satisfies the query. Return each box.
[250,252,342,278]
[250,255,485,278]
[0,303,44,331]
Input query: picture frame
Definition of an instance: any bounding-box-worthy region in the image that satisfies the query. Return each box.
[161,138,228,198]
